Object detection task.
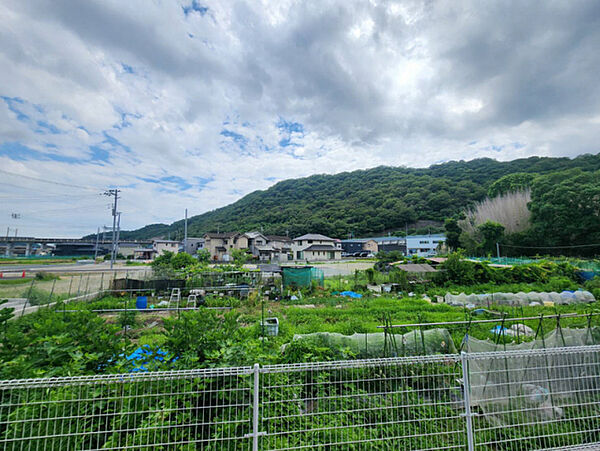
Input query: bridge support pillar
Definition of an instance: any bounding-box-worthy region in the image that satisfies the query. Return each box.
[25,243,31,257]
[5,243,12,257]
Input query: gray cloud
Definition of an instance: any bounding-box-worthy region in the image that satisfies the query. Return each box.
[0,0,599,235]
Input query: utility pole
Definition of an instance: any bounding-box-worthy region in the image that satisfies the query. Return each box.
[184,208,188,254]
[103,189,121,269]
[115,213,121,260]
[94,227,100,260]
[496,242,500,259]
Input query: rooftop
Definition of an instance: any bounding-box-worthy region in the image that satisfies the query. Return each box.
[303,244,339,251]
[405,234,446,239]
[266,235,292,242]
[294,233,336,241]
[204,232,239,239]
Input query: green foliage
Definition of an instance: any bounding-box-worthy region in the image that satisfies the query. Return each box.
[22,287,60,305]
[525,169,600,255]
[230,248,250,267]
[477,220,504,255]
[0,278,33,285]
[374,250,405,270]
[169,252,196,269]
[488,172,536,197]
[196,248,211,263]
[365,268,376,284]
[444,217,461,250]
[117,309,137,328]
[0,309,127,379]
[113,154,600,240]
[162,310,240,366]
[0,299,14,330]
[151,250,174,268]
[35,272,59,281]
[436,252,579,286]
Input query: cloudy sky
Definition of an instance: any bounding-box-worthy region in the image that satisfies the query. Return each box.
[1,1,599,237]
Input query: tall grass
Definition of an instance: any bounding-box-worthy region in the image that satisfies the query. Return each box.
[460,189,531,234]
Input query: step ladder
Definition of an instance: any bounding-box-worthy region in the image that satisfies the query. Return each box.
[169,288,181,307]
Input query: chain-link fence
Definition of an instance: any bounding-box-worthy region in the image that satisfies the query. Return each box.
[1,346,600,450]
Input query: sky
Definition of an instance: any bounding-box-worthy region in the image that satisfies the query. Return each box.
[1,1,599,237]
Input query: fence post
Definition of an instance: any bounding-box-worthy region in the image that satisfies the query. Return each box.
[252,363,260,451]
[461,351,475,451]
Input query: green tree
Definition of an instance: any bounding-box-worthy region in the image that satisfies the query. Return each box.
[196,249,211,263]
[231,248,250,267]
[170,252,196,269]
[151,251,174,268]
[477,221,505,255]
[488,172,536,197]
[444,218,461,251]
[526,169,600,255]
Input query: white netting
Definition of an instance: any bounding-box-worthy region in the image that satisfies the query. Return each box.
[466,328,600,429]
[288,328,457,358]
[445,290,595,306]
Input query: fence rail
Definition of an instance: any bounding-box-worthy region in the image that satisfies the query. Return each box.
[1,346,600,450]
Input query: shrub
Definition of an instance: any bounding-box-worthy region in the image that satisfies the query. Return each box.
[35,272,59,281]
[117,309,137,328]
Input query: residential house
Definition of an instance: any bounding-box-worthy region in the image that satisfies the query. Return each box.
[184,237,205,254]
[153,240,180,256]
[245,231,270,261]
[292,234,342,261]
[245,232,293,262]
[368,236,405,254]
[203,232,248,261]
[405,234,446,257]
[340,239,379,254]
[265,235,293,262]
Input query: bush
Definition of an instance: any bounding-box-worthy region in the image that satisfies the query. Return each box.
[35,272,59,281]
[117,309,137,328]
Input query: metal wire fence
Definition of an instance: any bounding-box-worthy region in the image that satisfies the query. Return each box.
[1,346,600,450]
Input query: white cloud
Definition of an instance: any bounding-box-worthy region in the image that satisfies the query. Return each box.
[0,0,599,236]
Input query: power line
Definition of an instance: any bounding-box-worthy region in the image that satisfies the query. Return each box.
[0,169,99,191]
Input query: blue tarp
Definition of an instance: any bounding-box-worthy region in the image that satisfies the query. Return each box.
[340,291,363,299]
[123,345,177,372]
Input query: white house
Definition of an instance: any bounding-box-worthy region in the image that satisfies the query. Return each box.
[292,234,342,261]
[405,234,446,257]
[153,240,180,256]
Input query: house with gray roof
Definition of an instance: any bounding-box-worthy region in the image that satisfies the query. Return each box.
[292,233,342,261]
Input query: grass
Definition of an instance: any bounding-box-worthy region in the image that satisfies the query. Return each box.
[0,278,33,285]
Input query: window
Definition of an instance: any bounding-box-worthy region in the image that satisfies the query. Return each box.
[308,240,313,244]
[419,240,429,244]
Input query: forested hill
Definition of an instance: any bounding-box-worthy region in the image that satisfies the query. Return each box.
[109,153,600,240]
